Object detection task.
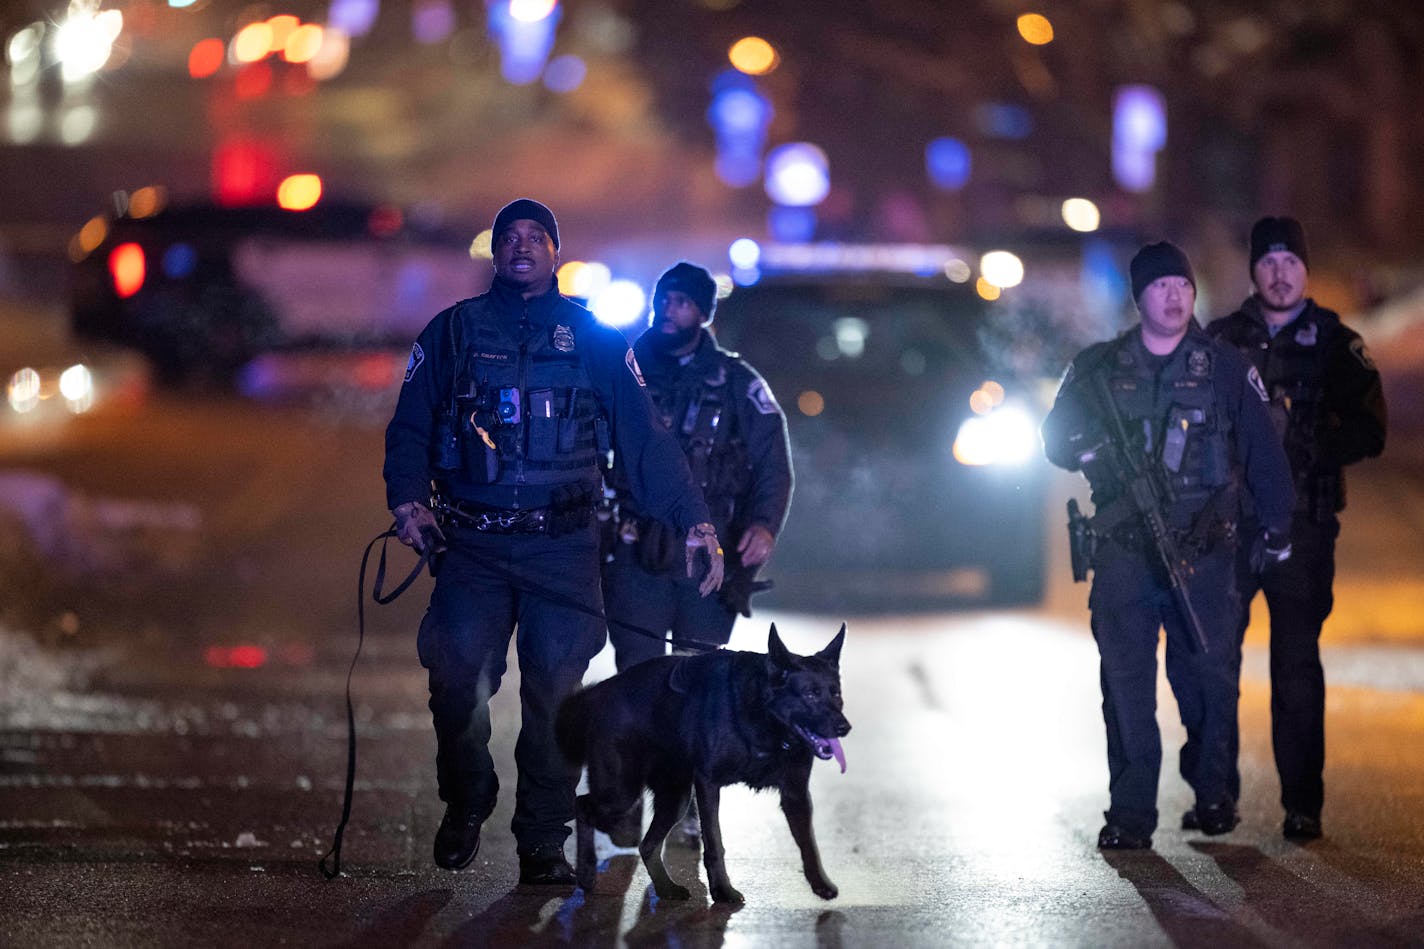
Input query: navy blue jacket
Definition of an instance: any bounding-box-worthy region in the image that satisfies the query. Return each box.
[384,279,712,531]
[1042,322,1295,540]
[622,329,793,539]
[1207,296,1385,519]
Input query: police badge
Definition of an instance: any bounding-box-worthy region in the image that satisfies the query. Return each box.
[1187,349,1211,378]
[552,324,575,352]
[404,341,425,383]
[625,349,646,386]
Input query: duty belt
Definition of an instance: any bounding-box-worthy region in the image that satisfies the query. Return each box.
[435,497,553,534]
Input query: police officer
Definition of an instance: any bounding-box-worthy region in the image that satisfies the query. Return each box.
[384,200,724,884]
[1205,217,1386,840]
[603,261,793,672]
[1042,241,1295,850]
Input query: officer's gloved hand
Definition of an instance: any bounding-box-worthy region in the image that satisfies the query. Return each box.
[685,522,725,596]
[718,567,775,618]
[394,501,446,554]
[1250,528,1291,573]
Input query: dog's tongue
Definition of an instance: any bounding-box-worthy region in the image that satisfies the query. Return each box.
[828,737,846,774]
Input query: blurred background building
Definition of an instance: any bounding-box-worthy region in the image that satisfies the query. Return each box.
[2,0,1422,317]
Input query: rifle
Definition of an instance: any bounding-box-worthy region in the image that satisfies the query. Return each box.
[1076,370,1211,654]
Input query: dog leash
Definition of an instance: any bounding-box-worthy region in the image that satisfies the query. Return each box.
[319,525,430,880]
[318,526,716,879]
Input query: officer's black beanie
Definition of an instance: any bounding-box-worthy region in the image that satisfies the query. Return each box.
[491,198,559,250]
[653,261,718,322]
[1129,241,1195,301]
[1249,215,1309,271]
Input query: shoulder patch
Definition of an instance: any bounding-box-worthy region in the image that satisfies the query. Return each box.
[747,377,780,415]
[625,348,646,386]
[1349,337,1376,371]
[1246,365,1269,402]
[404,341,425,383]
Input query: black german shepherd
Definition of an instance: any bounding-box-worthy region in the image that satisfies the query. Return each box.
[555,623,850,904]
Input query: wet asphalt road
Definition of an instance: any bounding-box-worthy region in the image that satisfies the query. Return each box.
[2,392,1424,947]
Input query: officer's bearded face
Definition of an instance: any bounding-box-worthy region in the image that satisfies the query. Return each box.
[1137,276,1195,342]
[492,220,558,295]
[1252,251,1308,313]
[647,289,703,353]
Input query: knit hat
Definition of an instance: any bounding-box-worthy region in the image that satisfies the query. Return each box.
[653,261,717,323]
[1129,241,1195,300]
[491,198,559,250]
[1249,215,1309,270]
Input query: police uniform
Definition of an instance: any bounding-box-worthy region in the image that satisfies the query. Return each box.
[603,330,792,670]
[1043,322,1295,843]
[384,277,712,859]
[1207,296,1386,822]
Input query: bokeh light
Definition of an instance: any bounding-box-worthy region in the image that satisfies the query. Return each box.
[975,277,1001,301]
[557,260,612,298]
[162,242,197,279]
[127,186,164,219]
[412,0,457,44]
[328,0,380,37]
[54,7,122,84]
[1016,13,1054,45]
[944,258,972,283]
[108,242,146,298]
[590,279,646,327]
[266,15,299,53]
[728,238,761,270]
[764,142,830,207]
[1061,197,1101,232]
[306,28,349,80]
[284,24,324,64]
[232,22,274,63]
[797,390,825,417]
[926,137,972,191]
[8,368,41,414]
[980,250,1024,288]
[543,54,586,92]
[59,364,94,412]
[76,216,108,256]
[470,229,493,259]
[510,0,559,23]
[276,174,322,211]
[728,36,778,75]
[188,38,224,77]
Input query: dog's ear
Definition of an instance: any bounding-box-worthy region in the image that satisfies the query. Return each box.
[767,623,793,669]
[817,623,846,667]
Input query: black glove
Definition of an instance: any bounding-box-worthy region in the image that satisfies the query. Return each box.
[1249,529,1292,573]
[717,566,774,618]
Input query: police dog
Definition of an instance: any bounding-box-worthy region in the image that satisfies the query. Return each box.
[555,624,850,904]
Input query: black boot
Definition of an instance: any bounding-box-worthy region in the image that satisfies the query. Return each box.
[1194,801,1240,836]
[1283,811,1322,840]
[519,844,576,885]
[433,804,483,870]
[1097,824,1152,850]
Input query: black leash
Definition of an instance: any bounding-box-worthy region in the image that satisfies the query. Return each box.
[317,524,716,879]
[318,525,430,880]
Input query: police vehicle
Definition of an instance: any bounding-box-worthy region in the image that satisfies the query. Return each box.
[712,243,1050,610]
[69,197,483,393]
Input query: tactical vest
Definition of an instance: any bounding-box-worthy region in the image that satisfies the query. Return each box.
[1099,336,1233,521]
[645,355,750,515]
[437,297,602,497]
[1232,311,1341,519]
